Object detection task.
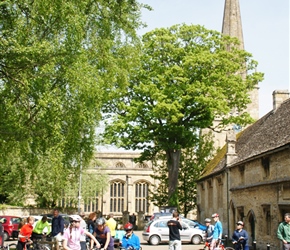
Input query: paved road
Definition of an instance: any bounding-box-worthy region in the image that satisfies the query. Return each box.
[135,230,205,250]
[5,231,205,250]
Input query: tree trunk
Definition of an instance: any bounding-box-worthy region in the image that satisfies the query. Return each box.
[166,149,181,207]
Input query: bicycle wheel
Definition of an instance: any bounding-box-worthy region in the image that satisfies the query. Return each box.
[38,245,50,250]
[7,243,17,250]
[225,247,235,250]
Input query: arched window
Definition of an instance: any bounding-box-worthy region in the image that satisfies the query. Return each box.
[135,181,149,213]
[137,163,149,168]
[116,162,126,168]
[110,181,125,212]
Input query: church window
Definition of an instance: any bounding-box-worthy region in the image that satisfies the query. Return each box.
[239,165,245,184]
[262,157,270,178]
[208,180,213,209]
[137,163,149,168]
[135,181,149,213]
[110,181,125,212]
[116,162,126,168]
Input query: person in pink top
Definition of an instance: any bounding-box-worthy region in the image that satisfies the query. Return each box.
[63,215,100,250]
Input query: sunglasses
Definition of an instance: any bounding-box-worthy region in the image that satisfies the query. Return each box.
[72,220,80,223]
[125,229,132,232]
[237,223,243,226]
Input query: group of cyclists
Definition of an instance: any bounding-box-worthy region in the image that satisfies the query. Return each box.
[16,210,140,250]
[204,213,249,250]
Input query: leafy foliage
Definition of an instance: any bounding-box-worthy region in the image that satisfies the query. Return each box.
[0,0,146,205]
[102,24,264,205]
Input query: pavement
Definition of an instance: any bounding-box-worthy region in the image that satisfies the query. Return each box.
[135,230,205,250]
[6,231,205,250]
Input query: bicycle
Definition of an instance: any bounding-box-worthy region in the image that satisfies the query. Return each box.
[31,234,51,250]
[201,240,234,250]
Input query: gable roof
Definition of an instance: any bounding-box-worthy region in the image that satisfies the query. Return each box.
[200,97,290,180]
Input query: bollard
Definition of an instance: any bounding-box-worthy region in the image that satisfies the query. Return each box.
[253,240,256,250]
[267,243,270,250]
[225,234,228,246]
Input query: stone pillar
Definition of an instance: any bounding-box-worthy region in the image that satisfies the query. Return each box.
[137,211,145,230]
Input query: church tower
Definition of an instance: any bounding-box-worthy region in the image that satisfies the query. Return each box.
[210,0,259,150]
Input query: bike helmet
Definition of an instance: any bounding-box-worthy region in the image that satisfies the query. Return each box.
[124,222,133,231]
[204,218,211,223]
[211,213,219,218]
[95,217,106,225]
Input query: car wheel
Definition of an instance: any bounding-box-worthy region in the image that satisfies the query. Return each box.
[4,232,9,241]
[149,235,161,245]
[191,235,202,244]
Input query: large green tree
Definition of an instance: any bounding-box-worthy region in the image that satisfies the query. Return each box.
[0,0,147,205]
[102,24,264,206]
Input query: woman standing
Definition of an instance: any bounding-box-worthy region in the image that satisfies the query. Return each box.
[87,212,97,234]
[17,216,35,250]
[92,217,114,250]
[63,215,100,250]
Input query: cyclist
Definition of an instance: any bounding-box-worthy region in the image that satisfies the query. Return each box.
[121,223,140,250]
[210,213,223,250]
[63,215,100,250]
[32,216,51,241]
[92,217,114,250]
[232,221,249,250]
[17,216,35,250]
[204,218,214,243]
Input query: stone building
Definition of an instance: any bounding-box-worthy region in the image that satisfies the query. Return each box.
[78,152,158,223]
[197,91,290,249]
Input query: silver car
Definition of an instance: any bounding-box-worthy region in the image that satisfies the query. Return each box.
[142,218,205,245]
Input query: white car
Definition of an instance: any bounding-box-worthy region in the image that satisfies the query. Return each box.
[142,218,205,245]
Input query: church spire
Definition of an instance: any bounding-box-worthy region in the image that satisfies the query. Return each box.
[222,0,244,50]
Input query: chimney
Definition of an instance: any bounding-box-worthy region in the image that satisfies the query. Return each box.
[272,90,290,110]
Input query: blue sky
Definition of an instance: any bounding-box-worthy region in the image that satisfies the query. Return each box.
[138,0,289,117]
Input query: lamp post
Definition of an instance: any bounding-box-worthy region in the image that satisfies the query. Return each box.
[78,152,83,213]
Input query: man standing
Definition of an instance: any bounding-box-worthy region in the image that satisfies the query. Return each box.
[204,218,214,243]
[107,214,117,238]
[277,213,290,250]
[167,212,182,250]
[210,213,223,250]
[232,221,249,250]
[129,213,137,230]
[51,209,64,243]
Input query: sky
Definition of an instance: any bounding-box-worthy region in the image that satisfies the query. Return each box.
[137,0,290,118]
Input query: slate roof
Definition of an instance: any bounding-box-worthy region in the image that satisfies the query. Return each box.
[199,97,290,180]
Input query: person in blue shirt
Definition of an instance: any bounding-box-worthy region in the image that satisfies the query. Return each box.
[121,223,140,250]
[204,218,214,243]
[210,213,223,250]
[232,221,249,250]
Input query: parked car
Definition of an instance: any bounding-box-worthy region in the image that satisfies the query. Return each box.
[142,218,205,245]
[182,218,207,231]
[149,212,173,221]
[0,215,22,241]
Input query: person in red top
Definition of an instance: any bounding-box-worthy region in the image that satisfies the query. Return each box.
[17,216,35,250]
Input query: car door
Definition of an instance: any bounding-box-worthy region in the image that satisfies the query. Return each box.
[11,217,21,231]
[180,222,191,242]
[155,220,169,241]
